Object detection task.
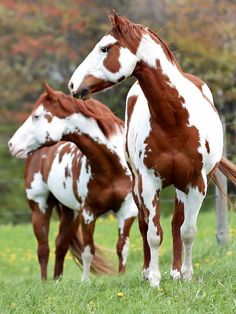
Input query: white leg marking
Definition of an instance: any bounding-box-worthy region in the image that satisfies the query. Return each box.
[142,267,150,281]
[177,176,206,281]
[121,237,130,266]
[170,269,181,280]
[81,245,93,282]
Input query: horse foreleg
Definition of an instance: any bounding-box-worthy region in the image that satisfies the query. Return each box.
[30,200,53,280]
[54,205,78,280]
[81,213,96,282]
[116,193,137,273]
[170,192,184,280]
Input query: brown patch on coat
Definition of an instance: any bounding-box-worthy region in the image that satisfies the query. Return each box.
[45,113,53,123]
[133,60,204,193]
[58,143,72,163]
[63,132,132,215]
[65,165,71,178]
[103,44,121,73]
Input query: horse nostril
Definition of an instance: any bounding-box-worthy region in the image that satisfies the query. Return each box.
[8,141,12,148]
[69,82,74,91]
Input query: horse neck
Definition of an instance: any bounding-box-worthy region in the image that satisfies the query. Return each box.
[62,114,128,174]
[134,33,186,128]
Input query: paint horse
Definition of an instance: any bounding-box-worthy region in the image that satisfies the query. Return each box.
[8,84,138,281]
[68,12,236,287]
[24,141,114,280]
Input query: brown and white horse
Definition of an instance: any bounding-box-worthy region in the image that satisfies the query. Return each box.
[24,142,114,280]
[8,84,138,281]
[68,12,236,287]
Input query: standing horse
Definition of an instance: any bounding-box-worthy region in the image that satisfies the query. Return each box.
[8,84,138,281]
[68,12,236,287]
[24,142,114,280]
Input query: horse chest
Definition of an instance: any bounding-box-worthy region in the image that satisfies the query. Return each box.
[84,173,131,214]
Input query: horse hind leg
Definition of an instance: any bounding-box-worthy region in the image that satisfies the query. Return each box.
[80,211,96,282]
[116,216,136,273]
[54,204,78,280]
[170,191,184,280]
[30,199,53,280]
[178,175,207,280]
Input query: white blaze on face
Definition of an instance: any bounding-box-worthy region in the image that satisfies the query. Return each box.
[32,105,66,144]
[8,116,37,158]
[68,34,138,94]
[8,104,66,158]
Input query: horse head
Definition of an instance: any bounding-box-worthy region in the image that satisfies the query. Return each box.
[68,11,146,98]
[8,83,75,158]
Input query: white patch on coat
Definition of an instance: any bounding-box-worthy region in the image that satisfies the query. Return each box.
[47,143,88,210]
[116,192,138,233]
[26,172,49,213]
[121,237,130,266]
[82,209,94,224]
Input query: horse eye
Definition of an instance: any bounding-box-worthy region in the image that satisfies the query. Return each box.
[101,46,110,53]
[33,114,39,120]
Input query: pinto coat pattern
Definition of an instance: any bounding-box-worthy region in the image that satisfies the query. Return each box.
[68,12,236,287]
[9,85,138,281]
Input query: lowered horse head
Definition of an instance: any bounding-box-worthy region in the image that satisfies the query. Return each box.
[68,11,176,98]
[8,83,123,158]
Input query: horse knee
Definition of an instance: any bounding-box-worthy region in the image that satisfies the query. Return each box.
[181,224,196,244]
[147,229,161,248]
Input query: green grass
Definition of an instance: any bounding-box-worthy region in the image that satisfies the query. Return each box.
[0,210,236,313]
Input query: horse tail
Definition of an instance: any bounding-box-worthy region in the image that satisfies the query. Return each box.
[217,157,236,187]
[69,225,115,275]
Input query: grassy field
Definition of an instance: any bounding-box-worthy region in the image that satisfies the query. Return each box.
[0,210,236,314]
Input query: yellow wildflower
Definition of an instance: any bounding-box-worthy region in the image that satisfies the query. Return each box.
[117,291,125,298]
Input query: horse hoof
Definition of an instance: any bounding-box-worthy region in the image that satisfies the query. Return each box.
[181,265,193,281]
[170,269,181,280]
[148,271,161,288]
[142,268,149,281]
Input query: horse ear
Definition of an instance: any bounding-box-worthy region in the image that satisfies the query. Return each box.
[44,82,55,99]
[108,10,121,26]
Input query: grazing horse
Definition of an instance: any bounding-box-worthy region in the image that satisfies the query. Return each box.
[8,84,138,281]
[68,12,236,287]
[24,142,115,280]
